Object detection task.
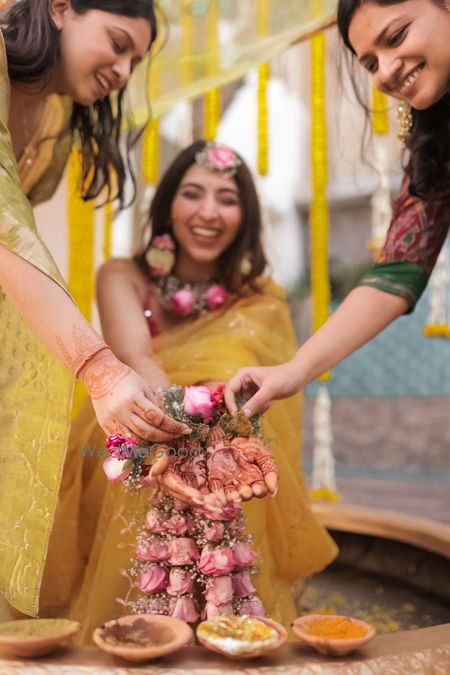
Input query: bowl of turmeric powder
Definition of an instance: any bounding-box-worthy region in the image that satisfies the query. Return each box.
[292,614,375,656]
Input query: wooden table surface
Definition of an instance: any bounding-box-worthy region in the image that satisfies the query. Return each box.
[0,623,449,674]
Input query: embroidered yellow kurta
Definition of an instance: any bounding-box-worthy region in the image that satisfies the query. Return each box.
[41,279,338,643]
[0,30,74,616]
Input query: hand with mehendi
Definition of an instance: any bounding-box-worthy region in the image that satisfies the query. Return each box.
[144,441,226,510]
[78,348,191,442]
[206,427,278,501]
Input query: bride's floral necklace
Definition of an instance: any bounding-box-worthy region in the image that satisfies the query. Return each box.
[156,273,228,317]
[145,234,228,317]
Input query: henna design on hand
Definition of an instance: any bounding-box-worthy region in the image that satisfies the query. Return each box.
[206,430,278,497]
[55,325,107,375]
[231,437,278,478]
[78,349,131,400]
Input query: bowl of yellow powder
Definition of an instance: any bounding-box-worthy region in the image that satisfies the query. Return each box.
[292,614,375,656]
[0,619,81,658]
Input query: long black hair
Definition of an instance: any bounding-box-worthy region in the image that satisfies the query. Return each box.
[135,140,268,293]
[1,0,158,208]
[338,0,450,198]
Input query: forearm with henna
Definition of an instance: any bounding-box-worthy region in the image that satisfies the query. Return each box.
[77,348,131,399]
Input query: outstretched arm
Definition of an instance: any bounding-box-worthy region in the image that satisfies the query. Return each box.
[0,245,189,441]
[225,286,407,416]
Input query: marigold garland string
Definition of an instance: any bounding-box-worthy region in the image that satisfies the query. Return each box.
[142,118,160,185]
[371,87,389,135]
[309,4,339,502]
[181,3,195,87]
[67,147,95,417]
[204,1,221,140]
[256,0,270,176]
[310,29,330,356]
[369,87,392,258]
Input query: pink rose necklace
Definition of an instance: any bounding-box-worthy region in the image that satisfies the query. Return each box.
[155,274,228,318]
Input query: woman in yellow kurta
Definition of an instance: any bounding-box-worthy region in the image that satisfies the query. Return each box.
[0,0,191,620]
[41,140,337,642]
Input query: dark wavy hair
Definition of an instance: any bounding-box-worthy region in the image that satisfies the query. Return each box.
[135,140,268,293]
[1,0,157,208]
[338,0,450,198]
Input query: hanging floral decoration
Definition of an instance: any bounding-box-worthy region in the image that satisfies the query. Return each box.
[104,384,276,624]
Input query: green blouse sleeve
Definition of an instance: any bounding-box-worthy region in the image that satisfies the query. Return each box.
[358,261,428,311]
[356,176,450,311]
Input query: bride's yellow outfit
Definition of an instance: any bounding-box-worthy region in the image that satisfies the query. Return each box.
[41,280,337,643]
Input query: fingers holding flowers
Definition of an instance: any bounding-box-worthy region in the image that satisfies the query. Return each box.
[102,383,279,507]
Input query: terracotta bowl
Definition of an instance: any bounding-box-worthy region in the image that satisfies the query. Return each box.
[292,614,375,657]
[0,619,81,658]
[92,614,193,663]
[197,616,287,660]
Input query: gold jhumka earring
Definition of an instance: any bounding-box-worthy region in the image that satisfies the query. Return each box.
[396,102,413,145]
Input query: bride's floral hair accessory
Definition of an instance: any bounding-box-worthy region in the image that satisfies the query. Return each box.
[195,142,242,179]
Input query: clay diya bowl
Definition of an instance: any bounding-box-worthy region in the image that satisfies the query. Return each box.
[196,616,287,660]
[292,614,375,657]
[0,618,81,658]
[93,614,193,663]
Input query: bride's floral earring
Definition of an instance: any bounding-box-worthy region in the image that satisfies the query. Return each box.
[240,253,252,276]
[145,231,176,277]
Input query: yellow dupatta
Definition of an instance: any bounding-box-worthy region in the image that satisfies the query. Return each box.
[0,31,74,616]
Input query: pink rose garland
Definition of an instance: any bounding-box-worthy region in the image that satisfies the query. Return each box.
[131,493,264,624]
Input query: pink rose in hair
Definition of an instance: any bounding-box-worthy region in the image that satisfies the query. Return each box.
[203,521,225,542]
[238,595,265,617]
[102,457,133,483]
[145,508,168,533]
[135,565,168,593]
[204,576,233,605]
[168,596,200,623]
[204,601,234,620]
[136,536,170,562]
[232,541,256,569]
[183,385,216,422]
[167,567,195,596]
[232,571,256,597]
[168,537,199,565]
[166,513,193,536]
[204,284,227,311]
[170,288,195,316]
[208,146,238,169]
[198,545,235,576]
